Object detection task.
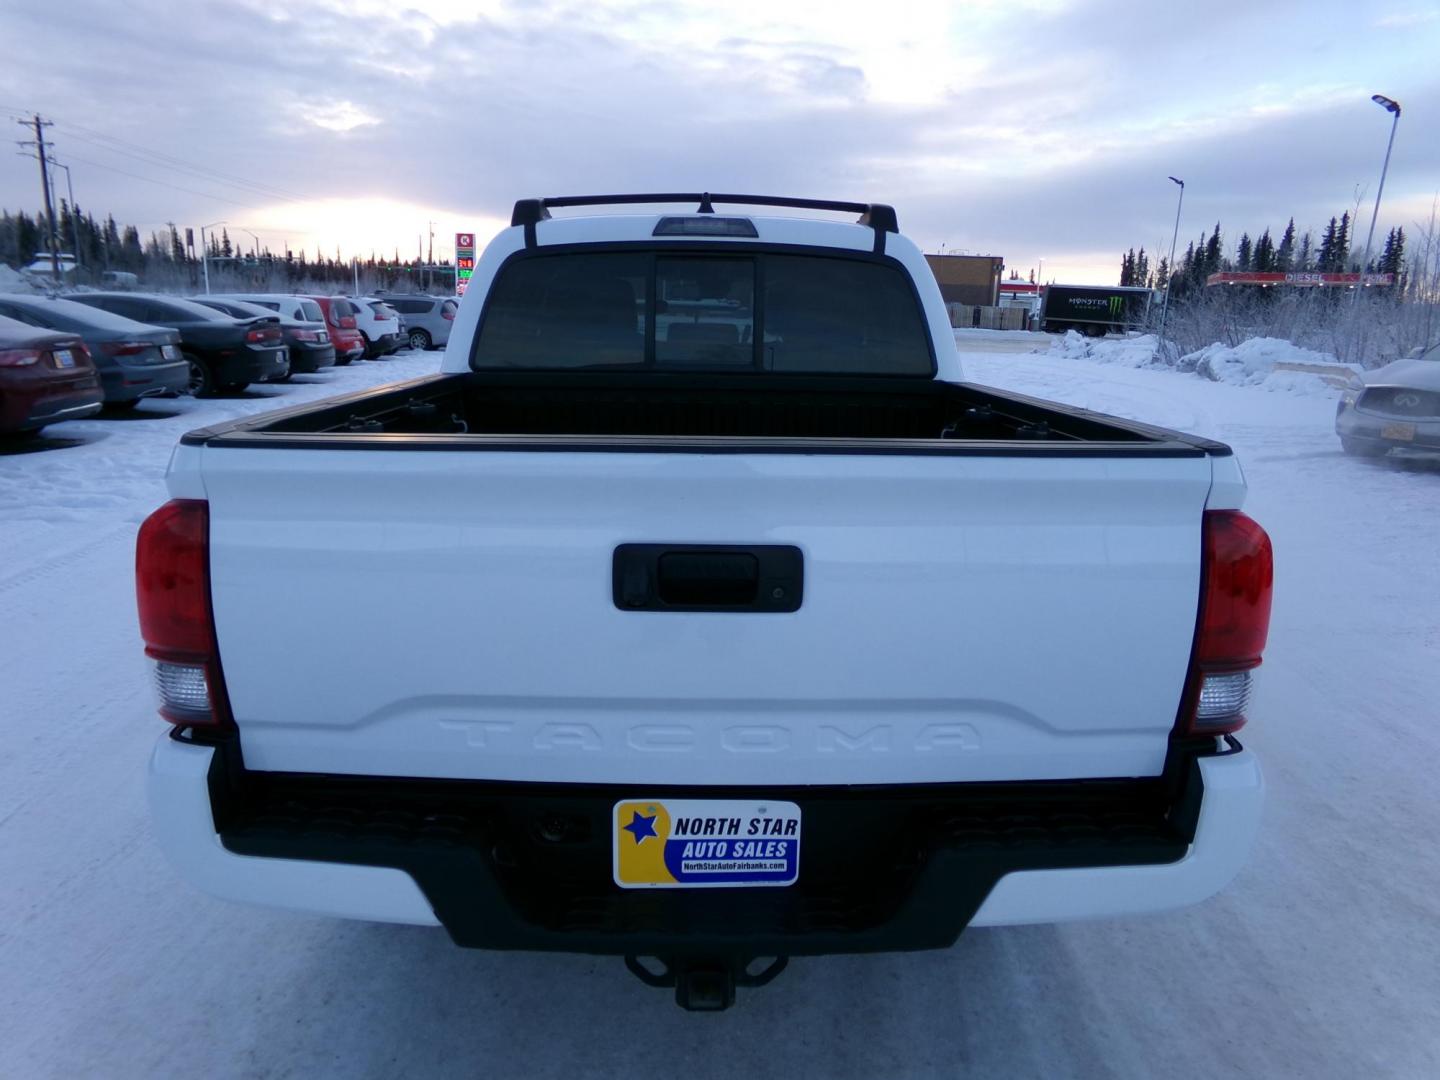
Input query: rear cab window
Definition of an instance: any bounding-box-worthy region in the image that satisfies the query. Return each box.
[471,249,934,375]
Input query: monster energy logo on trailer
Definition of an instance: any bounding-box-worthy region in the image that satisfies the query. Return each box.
[1042,286,1150,325]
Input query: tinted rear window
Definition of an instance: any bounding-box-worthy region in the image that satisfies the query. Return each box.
[476,252,647,369]
[299,300,324,322]
[330,299,356,317]
[219,300,274,318]
[472,251,932,374]
[153,297,235,322]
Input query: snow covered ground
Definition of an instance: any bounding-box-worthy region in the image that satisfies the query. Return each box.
[3,338,1439,1078]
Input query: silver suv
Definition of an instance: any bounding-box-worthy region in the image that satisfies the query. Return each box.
[380,295,458,351]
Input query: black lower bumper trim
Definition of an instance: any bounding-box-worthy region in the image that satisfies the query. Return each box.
[206,738,1206,958]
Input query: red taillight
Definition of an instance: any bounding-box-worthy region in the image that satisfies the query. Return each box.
[0,349,42,367]
[442,308,455,320]
[136,500,232,729]
[338,316,357,329]
[245,328,280,344]
[100,341,151,357]
[1178,510,1274,736]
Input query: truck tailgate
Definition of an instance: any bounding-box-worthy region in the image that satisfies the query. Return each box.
[200,446,1212,785]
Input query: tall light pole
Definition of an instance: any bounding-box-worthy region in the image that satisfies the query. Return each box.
[240,228,260,260]
[1355,94,1402,305]
[1157,176,1185,352]
[199,219,227,293]
[49,161,83,272]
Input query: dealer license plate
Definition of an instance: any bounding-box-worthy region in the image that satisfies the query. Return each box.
[613,798,801,889]
[52,349,75,368]
[1382,422,1416,442]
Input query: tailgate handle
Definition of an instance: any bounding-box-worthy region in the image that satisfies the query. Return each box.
[613,545,803,612]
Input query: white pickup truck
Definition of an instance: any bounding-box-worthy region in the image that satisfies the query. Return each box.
[141,194,1272,1011]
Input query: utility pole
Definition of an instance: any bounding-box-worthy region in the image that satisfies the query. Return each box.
[17,115,61,281]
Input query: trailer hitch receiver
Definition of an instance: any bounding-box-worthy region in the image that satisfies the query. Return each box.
[624,954,789,1011]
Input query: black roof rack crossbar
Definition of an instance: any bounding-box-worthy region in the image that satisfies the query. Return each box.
[510,193,899,234]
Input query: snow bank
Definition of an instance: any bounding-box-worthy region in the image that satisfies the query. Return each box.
[1182,337,1353,393]
[1048,330,1160,368]
[0,263,37,293]
[1045,331,1348,397]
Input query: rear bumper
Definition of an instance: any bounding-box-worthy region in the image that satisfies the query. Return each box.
[366,332,402,356]
[212,348,287,385]
[100,359,190,401]
[1336,405,1440,451]
[148,734,1263,944]
[287,343,336,373]
[0,384,104,431]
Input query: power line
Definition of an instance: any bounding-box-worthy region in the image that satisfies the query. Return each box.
[51,123,313,205]
[46,151,271,211]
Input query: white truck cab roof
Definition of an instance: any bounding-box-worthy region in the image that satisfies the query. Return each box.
[442,195,962,381]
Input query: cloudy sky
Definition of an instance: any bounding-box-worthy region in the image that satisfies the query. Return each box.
[2,0,1437,283]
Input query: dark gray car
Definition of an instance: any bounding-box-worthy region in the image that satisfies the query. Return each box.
[1336,342,1440,457]
[380,294,458,350]
[0,294,189,407]
[192,297,336,375]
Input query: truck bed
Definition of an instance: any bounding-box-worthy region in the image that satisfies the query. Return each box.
[180,371,1231,457]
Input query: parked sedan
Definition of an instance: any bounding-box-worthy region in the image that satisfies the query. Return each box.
[209,294,337,373]
[192,297,335,376]
[300,295,366,365]
[67,293,288,396]
[0,294,189,408]
[0,314,103,435]
[1336,342,1440,457]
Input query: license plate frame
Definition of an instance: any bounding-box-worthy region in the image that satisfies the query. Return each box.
[1382,422,1416,442]
[613,798,801,889]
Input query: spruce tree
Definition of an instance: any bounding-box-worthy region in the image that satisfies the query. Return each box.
[13,211,39,265]
[1379,227,1405,278]
[1298,231,1312,271]
[1203,224,1222,278]
[1237,233,1252,271]
[121,225,144,270]
[1276,219,1296,271]
[1336,212,1351,271]
[1316,218,1338,272]
[1136,248,1149,287]
[1253,229,1274,272]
